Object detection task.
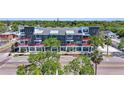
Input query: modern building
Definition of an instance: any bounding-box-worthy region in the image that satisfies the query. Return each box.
[17,26,99,54]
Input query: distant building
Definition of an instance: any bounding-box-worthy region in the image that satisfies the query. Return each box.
[0,32,18,40]
[104,30,119,39]
[18,26,100,54]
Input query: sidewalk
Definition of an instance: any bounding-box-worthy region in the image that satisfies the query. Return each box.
[0,53,9,62]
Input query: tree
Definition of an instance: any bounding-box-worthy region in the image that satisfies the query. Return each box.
[90,36,104,50]
[79,55,94,75]
[104,37,112,56]
[43,37,61,51]
[118,38,124,51]
[91,50,103,75]
[16,64,26,75]
[64,58,80,75]
[41,60,62,75]
[64,55,94,75]
[16,51,63,75]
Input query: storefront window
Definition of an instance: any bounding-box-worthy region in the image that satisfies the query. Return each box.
[83,47,89,51]
[36,47,42,51]
[30,47,35,51]
[61,47,66,51]
[52,47,57,51]
[76,47,81,51]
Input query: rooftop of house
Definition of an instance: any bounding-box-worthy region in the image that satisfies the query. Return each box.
[1,32,18,35]
[104,30,117,36]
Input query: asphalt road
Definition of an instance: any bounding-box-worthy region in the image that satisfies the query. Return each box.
[0,55,124,75]
[97,56,124,75]
[0,56,29,75]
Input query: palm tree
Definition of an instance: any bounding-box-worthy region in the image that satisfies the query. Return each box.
[105,37,112,56]
[79,55,94,75]
[16,51,63,75]
[90,36,104,50]
[64,58,80,75]
[118,37,124,51]
[64,55,94,75]
[43,37,61,51]
[91,50,103,75]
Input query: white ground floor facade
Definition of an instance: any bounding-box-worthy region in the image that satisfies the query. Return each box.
[18,46,94,54]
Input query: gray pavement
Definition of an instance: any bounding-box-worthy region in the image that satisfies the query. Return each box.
[0,56,29,75]
[97,57,124,75]
[0,54,124,75]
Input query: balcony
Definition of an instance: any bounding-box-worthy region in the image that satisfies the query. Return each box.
[82,44,91,46]
[17,38,31,41]
[30,44,44,46]
[18,44,29,47]
[65,44,78,46]
[82,37,91,41]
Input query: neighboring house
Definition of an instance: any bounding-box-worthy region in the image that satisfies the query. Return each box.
[0,32,18,41]
[104,30,119,39]
[18,26,99,54]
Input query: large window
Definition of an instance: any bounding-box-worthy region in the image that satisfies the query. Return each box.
[83,29,88,33]
[61,47,66,51]
[76,47,81,51]
[36,47,42,51]
[89,47,91,52]
[30,47,35,51]
[52,47,57,51]
[83,47,89,51]
[36,35,41,38]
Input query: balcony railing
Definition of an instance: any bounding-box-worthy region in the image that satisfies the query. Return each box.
[82,44,92,46]
[17,38,31,41]
[82,37,91,41]
[18,44,29,47]
[65,44,78,46]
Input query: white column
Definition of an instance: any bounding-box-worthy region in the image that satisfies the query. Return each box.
[66,46,67,52]
[29,47,30,52]
[35,46,36,52]
[81,46,83,53]
[19,47,21,52]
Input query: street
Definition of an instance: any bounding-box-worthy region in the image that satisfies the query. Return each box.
[97,56,124,75]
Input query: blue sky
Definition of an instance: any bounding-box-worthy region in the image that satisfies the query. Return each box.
[0,18,124,21]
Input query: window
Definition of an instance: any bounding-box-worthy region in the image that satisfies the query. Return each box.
[35,41,41,44]
[30,47,35,51]
[82,41,87,44]
[20,41,25,44]
[61,47,66,51]
[76,47,81,51]
[36,35,41,38]
[78,30,82,33]
[89,47,91,52]
[83,29,88,33]
[52,47,57,51]
[36,47,42,51]
[83,47,88,51]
